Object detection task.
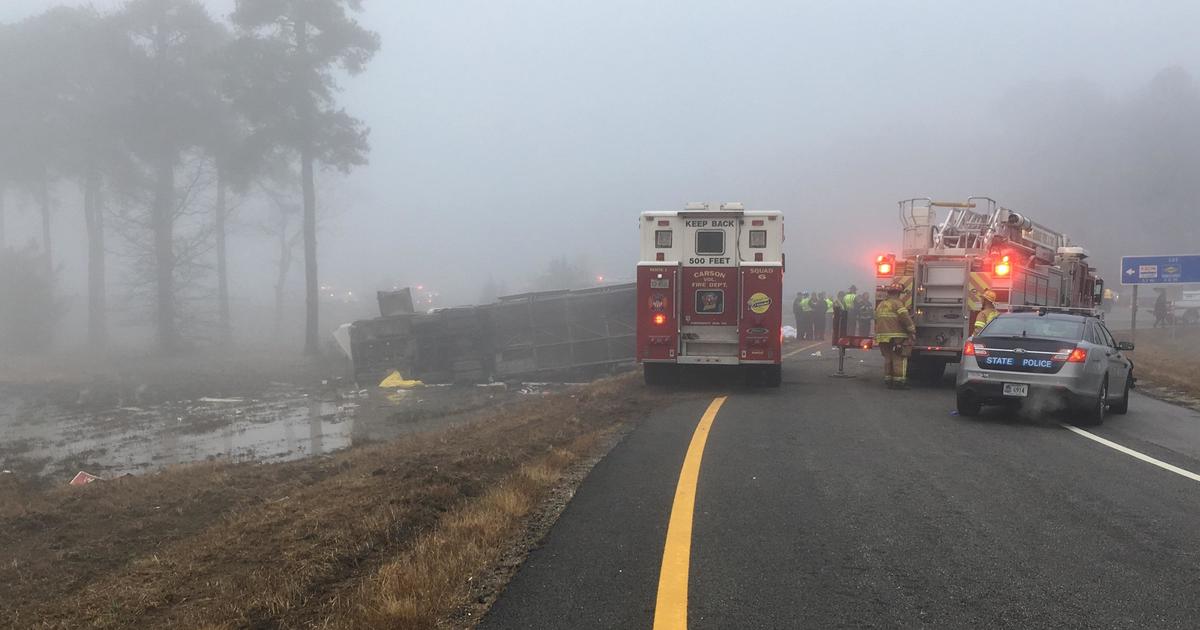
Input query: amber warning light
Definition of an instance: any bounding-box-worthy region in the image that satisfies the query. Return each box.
[653,313,667,325]
[876,254,895,278]
[994,254,1012,277]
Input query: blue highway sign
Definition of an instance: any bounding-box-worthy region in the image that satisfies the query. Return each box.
[1121,254,1200,285]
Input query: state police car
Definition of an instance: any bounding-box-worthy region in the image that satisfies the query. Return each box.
[955,311,1135,425]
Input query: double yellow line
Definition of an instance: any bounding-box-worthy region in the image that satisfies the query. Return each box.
[653,396,727,630]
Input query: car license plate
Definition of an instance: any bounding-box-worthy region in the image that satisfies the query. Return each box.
[1003,383,1029,397]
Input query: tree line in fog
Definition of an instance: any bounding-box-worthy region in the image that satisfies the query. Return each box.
[0,0,377,355]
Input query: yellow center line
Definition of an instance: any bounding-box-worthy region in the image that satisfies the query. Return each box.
[782,340,826,359]
[653,396,728,630]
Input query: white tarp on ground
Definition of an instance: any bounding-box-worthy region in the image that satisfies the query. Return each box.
[782,325,798,340]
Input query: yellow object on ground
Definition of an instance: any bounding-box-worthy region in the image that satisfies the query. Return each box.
[379,370,424,389]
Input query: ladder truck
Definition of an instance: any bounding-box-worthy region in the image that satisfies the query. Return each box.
[874,197,1105,381]
[637,202,785,386]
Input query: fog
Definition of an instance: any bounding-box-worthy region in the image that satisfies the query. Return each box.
[3,0,1199,352]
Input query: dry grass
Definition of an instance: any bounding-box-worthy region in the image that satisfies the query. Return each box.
[1121,327,1200,400]
[350,446,579,629]
[0,371,664,629]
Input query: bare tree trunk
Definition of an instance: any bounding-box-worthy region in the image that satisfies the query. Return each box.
[153,158,177,354]
[84,168,107,349]
[297,19,320,356]
[274,219,292,339]
[301,145,318,356]
[215,169,231,345]
[0,183,6,248]
[40,169,52,275]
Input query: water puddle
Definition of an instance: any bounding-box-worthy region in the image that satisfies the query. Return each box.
[0,386,356,477]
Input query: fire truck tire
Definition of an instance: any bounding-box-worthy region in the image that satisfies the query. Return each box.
[763,364,782,387]
[643,363,679,386]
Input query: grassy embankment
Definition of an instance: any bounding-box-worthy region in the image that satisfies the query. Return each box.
[0,371,666,629]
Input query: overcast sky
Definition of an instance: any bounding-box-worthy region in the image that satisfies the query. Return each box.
[5,1,1200,318]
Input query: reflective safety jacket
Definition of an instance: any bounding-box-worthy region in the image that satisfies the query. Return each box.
[825,298,834,313]
[799,297,813,312]
[974,306,999,333]
[843,292,857,311]
[875,297,916,342]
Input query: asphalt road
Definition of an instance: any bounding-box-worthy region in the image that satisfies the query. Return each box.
[481,345,1200,629]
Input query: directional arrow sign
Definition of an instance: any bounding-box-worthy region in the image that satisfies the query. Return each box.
[1121,254,1200,285]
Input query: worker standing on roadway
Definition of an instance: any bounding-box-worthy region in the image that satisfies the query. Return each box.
[833,291,847,341]
[843,285,858,336]
[793,292,809,340]
[854,291,873,337]
[973,289,999,335]
[875,282,916,389]
[812,292,828,341]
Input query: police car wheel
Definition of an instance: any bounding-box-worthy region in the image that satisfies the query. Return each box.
[1075,380,1107,426]
[955,390,981,417]
[1110,376,1131,415]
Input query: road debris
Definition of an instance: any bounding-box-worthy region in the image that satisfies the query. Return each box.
[69,471,102,486]
[379,371,424,389]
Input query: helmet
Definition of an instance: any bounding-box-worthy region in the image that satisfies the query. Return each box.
[885,282,904,294]
[982,289,997,303]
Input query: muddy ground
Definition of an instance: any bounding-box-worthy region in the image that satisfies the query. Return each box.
[0,349,671,629]
[0,349,578,483]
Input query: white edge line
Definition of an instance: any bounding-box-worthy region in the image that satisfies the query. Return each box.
[1061,423,1200,483]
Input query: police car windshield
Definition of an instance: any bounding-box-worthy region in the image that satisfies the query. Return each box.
[979,316,1083,341]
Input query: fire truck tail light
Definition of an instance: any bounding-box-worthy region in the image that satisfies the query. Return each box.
[656,252,665,261]
[653,313,667,325]
[994,255,1012,277]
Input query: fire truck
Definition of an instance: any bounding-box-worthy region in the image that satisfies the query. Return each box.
[637,202,785,386]
[875,197,1105,380]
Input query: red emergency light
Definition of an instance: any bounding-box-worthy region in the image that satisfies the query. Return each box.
[876,254,895,278]
[994,254,1012,277]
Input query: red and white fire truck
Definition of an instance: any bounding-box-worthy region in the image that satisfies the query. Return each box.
[637,202,785,386]
[875,197,1105,381]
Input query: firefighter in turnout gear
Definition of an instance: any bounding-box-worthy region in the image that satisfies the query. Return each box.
[973,289,999,335]
[875,282,916,389]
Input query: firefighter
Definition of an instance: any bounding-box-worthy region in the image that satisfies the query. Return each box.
[973,289,999,335]
[875,282,916,389]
